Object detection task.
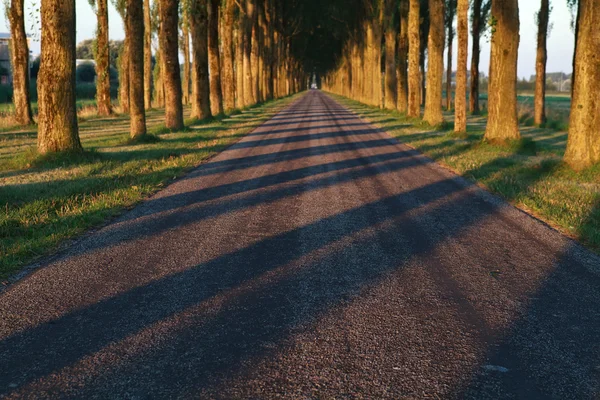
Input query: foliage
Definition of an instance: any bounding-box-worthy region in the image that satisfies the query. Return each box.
[76,39,96,60]
[76,62,97,83]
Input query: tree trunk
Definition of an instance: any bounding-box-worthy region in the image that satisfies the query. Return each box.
[250,0,260,103]
[484,0,520,143]
[144,0,152,109]
[94,0,112,116]
[119,33,130,113]
[37,0,81,153]
[564,0,600,169]
[534,0,549,126]
[470,0,482,114]
[243,0,255,107]
[235,23,244,108]
[159,0,184,130]
[407,0,421,118]
[190,0,212,119]
[127,0,147,138]
[208,0,224,115]
[182,15,191,106]
[384,0,397,110]
[445,3,454,111]
[423,0,445,126]
[397,0,409,113]
[454,0,468,133]
[9,0,33,125]
[222,0,236,111]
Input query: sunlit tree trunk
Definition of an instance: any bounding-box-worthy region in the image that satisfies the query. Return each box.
[208,0,224,115]
[243,0,255,107]
[384,0,397,110]
[119,31,131,113]
[484,0,520,142]
[222,0,236,111]
[454,0,468,133]
[182,12,191,106]
[564,0,600,169]
[445,0,455,111]
[37,0,81,153]
[127,0,147,138]
[423,0,445,126]
[144,0,152,109]
[250,0,260,103]
[235,23,244,107]
[397,0,409,113]
[9,0,33,125]
[190,0,212,119]
[407,0,421,117]
[159,0,184,130]
[94,0,112,116]
[534,0,549,126]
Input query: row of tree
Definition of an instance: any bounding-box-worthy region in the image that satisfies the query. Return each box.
[322,0,599,170]
[6,0,309,153]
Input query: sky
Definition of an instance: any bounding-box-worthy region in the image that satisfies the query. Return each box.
[0,0,576,79]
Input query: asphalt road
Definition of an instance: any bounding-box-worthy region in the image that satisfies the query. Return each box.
[1,90,600,399]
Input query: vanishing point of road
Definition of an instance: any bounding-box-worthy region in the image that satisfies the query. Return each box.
[1,91,599,399]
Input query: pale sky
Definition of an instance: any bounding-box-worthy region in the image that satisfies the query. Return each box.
[0,0,576,79]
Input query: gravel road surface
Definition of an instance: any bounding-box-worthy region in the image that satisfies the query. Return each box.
[1,91,599,399]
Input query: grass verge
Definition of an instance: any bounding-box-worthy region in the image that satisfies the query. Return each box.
[329,93,600,255]
[0,95,301,280]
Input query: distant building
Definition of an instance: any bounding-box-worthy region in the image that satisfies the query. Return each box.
[0,32,32,85]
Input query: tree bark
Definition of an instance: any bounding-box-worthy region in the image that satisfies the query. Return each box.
[454,0,468,133]
[235,23,244,107]
[407,0,421,118]
[484,0,520,143]
[37,0,81,153]
[190,0,212,119]
[208,0,224,115]
[470,0,482,114]
[119,26,130,113]
[423,0,445,126]
[242,0,255,107]
[250,0,260,103]
[534,0,549,126]
[222,0,236,111]
[94,0,112,116]
[127,0,147,138]
[564,0,600,169]
[384,0,397,110]
[182,14,191,106]
[445,1,455,111]
[159,0,183,130]
[144,0,152,109]
[8,0,33,125]
[397,0,409,113]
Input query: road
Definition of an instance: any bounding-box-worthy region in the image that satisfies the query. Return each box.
[1,90,599,399]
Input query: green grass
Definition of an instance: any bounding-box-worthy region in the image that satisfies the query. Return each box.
[0,95,301,279]
[330,93,600,256]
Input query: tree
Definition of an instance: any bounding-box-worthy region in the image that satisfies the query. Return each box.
[470,0,490,114]
[222,0,236,111]
[127,0,147,138]
[383,0,396,110]
[76,62,96,82]
[89,0,113,116]
[37,0,81,153]
[422,0,445,126]
[242,0,255,107]
[484,0,520,143]
[454,0,468,133]
[208,0,224,115]
[564,0,600,169]
[534,0,550,126]
[144,0,152,109]
[76,39,95,59]
[407,0,421,118]
[189,0,212,119]
[181,3,191,106]
[445,0,456,111]
[8,0,33,125]
[397,0,409,113]
[113,0,130,113]
[159,0,184,130]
